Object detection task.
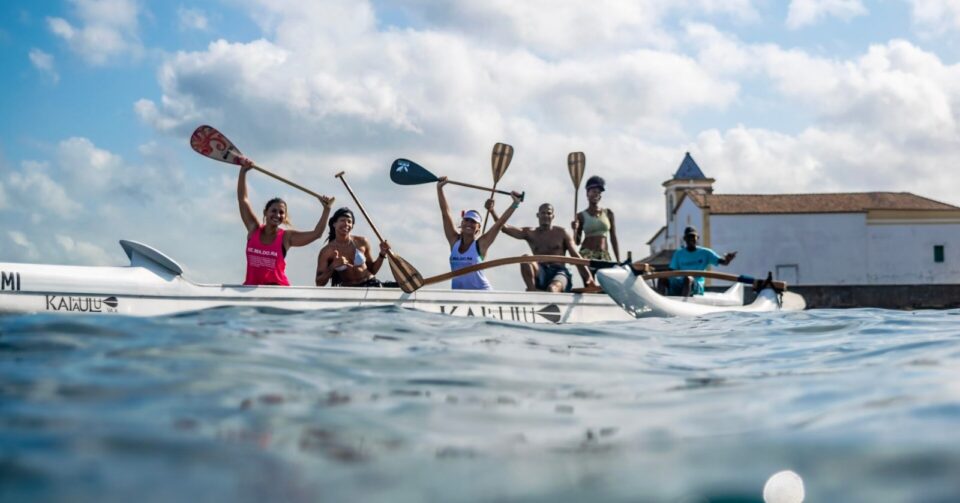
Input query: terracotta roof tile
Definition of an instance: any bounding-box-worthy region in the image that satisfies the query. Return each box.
[687,192,959,214]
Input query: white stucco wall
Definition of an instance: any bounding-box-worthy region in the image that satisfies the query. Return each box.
[707,213,867,285]
[672,198,703,250]
[866,223,960,284]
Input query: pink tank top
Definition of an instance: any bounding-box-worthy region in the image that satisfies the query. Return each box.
[244,226,290,286]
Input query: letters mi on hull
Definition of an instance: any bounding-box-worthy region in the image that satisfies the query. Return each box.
[1,272,20,291]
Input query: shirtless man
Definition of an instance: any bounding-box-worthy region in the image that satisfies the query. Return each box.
[488,201,597,292]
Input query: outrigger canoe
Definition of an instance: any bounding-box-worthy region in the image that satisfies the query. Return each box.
[0,240,635,324]
[0,240,805,321]
[596,267,806,318]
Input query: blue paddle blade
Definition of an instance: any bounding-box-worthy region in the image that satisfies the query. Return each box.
[390,158,440,185]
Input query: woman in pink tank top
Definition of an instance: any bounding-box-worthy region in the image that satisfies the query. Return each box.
[237,160,334,286]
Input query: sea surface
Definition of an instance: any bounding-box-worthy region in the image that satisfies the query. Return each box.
[1,306,959,502]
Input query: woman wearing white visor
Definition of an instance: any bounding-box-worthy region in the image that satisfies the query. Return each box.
[436,176,523,290]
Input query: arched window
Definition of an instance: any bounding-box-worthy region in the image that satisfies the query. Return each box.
[667,194,674,222]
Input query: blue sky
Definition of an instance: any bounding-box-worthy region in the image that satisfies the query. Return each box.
[4,0,960,289]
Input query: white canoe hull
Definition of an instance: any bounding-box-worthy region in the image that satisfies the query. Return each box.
[0,241,634,324]
[596,266,803,317]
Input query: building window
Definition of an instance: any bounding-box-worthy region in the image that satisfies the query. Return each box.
[776,265,799,285]
[934,245,945,263]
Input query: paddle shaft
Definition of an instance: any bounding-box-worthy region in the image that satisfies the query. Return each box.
[334,171,385,242]
[480,181,497,233]
[252,165,325,200]
[447,179,521,199]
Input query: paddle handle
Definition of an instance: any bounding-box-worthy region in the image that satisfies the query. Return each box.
[252,165,325,200]
[334,171,385,243]
[447,180,524,201]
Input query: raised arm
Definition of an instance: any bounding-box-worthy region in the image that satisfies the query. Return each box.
[608,209,621,262]
[485,198,525,240]
[476,191,522,257]
[237,162,259,233]
[563,231,596,287]
[436,178,459,247]
[286,195,335,249]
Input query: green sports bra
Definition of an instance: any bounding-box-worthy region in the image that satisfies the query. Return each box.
[580,209,610,237]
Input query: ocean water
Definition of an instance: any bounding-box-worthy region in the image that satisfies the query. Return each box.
[1,306,959,502]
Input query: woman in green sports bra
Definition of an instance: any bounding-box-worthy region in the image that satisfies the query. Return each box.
[572,175,620,263]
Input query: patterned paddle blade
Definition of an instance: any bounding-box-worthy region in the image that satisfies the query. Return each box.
[388,254,424,293]
[490,143,514,183]
[567,152,586,188]
[390,158,441,185]
[190,125,245,165]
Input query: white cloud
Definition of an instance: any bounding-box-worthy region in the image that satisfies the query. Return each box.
[0,180,7,209]
[28,48,59,83]
[55,136,125,190]
[177,7,208,31]
[8,163,82,219]
[908,0,960,35]
[47,0,143,65]
[8,231,40,261]
[383,0,760,57]
[786,0,867,29]
[55,235,112,265]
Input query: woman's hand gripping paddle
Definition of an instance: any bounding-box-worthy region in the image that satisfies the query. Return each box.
[390,158,524,201]
[190,125,328,200]
[481,142,514,233]
[334,172,424,293]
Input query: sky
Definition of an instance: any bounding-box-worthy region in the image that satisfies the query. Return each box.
[4,0,960,290]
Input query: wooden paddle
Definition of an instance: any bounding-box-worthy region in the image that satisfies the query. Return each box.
[641,269,788,291]
[567,152,585,244]
[190,125,327,199]
[390,158,524,201]
[334,171,424,294]
[481,142,515,233]
[415,254,622,290]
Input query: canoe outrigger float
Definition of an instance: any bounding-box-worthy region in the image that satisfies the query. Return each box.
[597,267,806,318]
[0,241,804,322]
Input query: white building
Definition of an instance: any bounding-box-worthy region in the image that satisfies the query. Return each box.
[646,153,960,285]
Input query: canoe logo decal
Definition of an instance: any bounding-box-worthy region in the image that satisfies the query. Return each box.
[1,271,21,291]
[535,304,562,324]
[44,295,119,313]
[438,303,562,324]
[395,160,410,173]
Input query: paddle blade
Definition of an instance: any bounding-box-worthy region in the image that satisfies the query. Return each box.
[190,125,245,165]
[390,158,440,186]
[567,152,586,188]
[491,143,514,183]
[387,254,424,293]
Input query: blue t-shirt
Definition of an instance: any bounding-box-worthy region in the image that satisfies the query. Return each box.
[669,246,722,285]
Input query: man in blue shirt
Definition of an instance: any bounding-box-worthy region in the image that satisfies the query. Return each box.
[665,226,736,296]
